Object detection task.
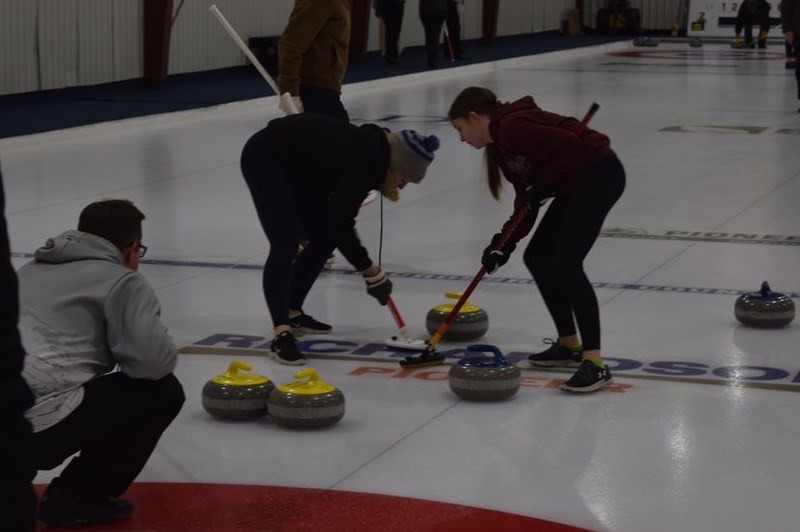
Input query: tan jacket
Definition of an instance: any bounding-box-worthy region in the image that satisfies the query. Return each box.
[278,0,352,95]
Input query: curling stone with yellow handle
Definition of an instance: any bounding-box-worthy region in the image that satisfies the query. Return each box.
[735,281,795,328]
[425,291,489,341]
[268,368,345,428]
[202,360,275,420]
[449,344,520,401]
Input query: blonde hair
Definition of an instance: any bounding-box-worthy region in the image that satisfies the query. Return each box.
[382,168,400,202]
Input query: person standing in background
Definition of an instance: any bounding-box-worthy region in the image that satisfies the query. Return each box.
[419,0,448,67]
[278,0,354,268]
[444,0,469,60]
[278,0,352,120]
[374,0,406,65]
[733,0,772,48]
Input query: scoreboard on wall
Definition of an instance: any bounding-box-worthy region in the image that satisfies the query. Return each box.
[687,1,783,37]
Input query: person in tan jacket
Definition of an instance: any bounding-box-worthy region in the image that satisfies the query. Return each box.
[277,0,352,120]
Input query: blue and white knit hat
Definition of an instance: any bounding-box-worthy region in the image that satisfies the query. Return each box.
[386,130,440,183]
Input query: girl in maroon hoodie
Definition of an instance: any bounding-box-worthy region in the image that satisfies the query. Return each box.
[448,86,626,393]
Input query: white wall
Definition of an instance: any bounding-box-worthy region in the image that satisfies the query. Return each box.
[0,0,680,96]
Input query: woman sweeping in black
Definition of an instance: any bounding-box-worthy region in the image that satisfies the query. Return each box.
[240,113,439,365]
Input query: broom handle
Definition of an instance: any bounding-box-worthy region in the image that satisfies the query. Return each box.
[386,296,408,335]
[209,4,299,114]
[427,102,600,350]
[426,207,528,349]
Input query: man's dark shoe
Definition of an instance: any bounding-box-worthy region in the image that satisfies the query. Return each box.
[39,486,133,527]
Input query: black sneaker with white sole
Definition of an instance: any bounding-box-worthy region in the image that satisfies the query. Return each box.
[560,360,613,393]
[270,331,306,365]
[528,338,582,367]
[288,312,332,335]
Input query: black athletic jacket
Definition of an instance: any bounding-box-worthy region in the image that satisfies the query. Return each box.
[262,113,390,271]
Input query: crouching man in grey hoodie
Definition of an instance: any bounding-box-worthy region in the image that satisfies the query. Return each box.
[17,199,185,528]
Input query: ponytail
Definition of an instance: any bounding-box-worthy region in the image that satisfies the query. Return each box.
[449,87,503,200]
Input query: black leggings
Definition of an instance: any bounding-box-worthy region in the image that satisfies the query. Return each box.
[240,130,335,327]
[523,155,625,351]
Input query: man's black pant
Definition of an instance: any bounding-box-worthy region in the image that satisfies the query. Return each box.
[33,372,184,500]
[299,86,349,122]
[420,8,446,66]
[444,1,464,58]
[377,0,405,62]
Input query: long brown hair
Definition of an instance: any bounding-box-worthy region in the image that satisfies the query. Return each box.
[448,87,503,200]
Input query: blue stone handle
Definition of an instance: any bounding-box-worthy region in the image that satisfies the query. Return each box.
[466,344,506,364]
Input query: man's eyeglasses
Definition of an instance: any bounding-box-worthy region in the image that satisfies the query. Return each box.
[137,243,148,258]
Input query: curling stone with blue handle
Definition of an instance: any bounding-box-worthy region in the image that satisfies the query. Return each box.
[735,282,795,328]
[448,345,521,401]
[268,368,345,428]
[426,291,489,341]
[202,360,274,420]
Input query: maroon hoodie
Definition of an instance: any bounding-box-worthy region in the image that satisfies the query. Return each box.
[489,96,614,237]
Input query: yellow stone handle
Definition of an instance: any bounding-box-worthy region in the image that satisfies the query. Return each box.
[293,368,319,382]
[278,368,336,394]
[445,291,465,301]
[225,360,252,379]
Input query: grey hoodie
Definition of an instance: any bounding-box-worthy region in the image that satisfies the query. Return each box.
[18,230,178,432]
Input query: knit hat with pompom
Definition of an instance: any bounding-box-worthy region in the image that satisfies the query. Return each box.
[386,130,440,183]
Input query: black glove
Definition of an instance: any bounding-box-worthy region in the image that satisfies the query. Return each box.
[481,233,516,274]
[364,268,393,305]
[523,186,552,210]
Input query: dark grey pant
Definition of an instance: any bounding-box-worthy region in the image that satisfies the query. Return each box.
[33,372,184,500]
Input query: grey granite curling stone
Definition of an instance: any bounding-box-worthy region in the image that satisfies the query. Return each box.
[426,291,489,341]
[202,360,274,420]
[268,368,345,428]
[735,282,795,328]
[448,344,521,401]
